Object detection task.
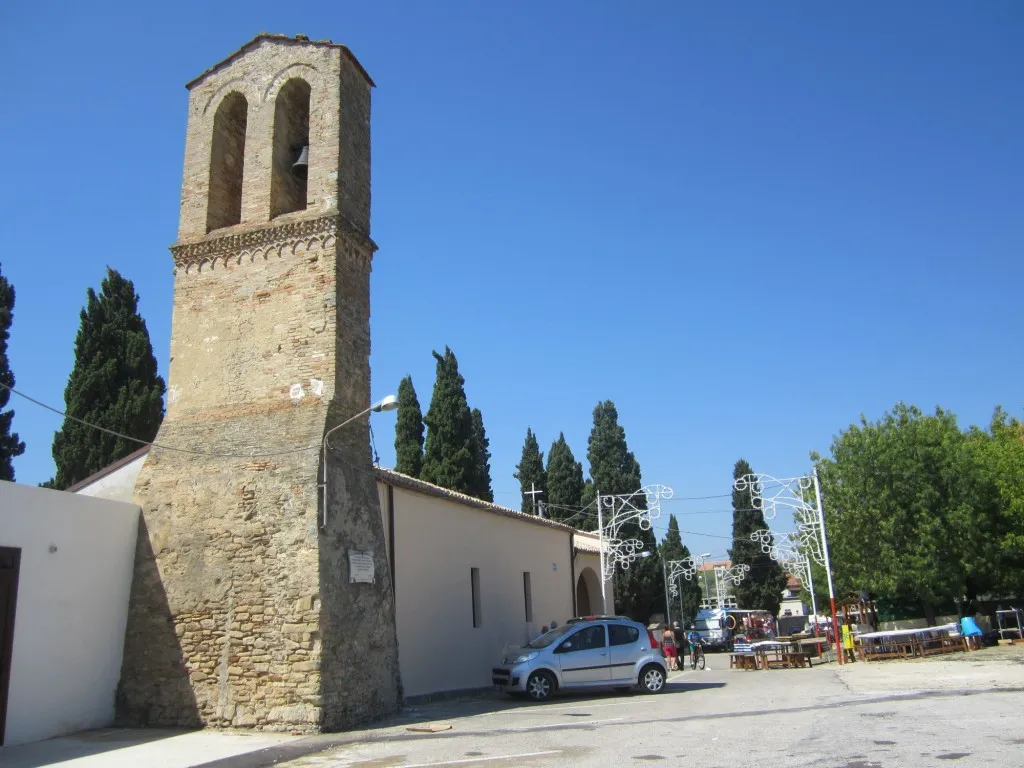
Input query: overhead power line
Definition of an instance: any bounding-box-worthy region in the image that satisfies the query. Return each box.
[1,382,321,459]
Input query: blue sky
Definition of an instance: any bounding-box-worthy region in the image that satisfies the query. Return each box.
[2,2,1022,558]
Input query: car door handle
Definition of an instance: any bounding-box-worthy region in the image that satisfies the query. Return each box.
[600,652,606,656]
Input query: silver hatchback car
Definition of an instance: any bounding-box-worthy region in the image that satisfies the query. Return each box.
[491,617,668,701]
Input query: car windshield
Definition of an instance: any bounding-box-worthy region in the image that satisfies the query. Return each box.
[525,625,572,649]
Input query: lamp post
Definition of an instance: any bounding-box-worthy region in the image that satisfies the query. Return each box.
[665,552,712,621]
[713,564,749,610]
[320,394,399,529]
[698,552,712,608]
[596,485,672,613]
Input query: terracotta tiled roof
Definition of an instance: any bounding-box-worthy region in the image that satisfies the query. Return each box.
[699,559,731,572]
[185,33,375,90]
[376,468,576,534]
[573,532,603,554]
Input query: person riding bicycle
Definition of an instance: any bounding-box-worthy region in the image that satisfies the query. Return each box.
[686,626,702,654]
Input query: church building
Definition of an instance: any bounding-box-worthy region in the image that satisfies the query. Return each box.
[0,34,609,746]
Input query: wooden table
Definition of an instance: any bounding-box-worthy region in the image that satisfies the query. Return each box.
[855,623,964,661]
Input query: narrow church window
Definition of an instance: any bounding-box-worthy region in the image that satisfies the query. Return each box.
[471,567,482,628]
[270,78,311,218]
[206,92,248,232]
[523,572,533,623]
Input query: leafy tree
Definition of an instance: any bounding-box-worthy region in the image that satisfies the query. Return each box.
[513,427,546,514]
[48,268,165,489]
[586,400,662,621]
[394,375,425,477]
[579,480,597,531]
[421,347,475,494]
[814,403,1013,622]
[660,515,702,626]
[729,459,787,615]
[545,433,584,523]
[469,407,493,502]
[0,262,25,480]
[972,409,1024,598]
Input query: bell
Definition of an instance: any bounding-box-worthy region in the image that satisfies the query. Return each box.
[292,145,309,178]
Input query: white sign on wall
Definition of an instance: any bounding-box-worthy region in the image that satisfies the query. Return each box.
[348,549,375,584]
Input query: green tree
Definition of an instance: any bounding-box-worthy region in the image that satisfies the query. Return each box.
[974,409,1024,597]
[579,480,597,531]
[514,427,546,514]
[815,403,1012,622]
[586,400,662,621]
[393,375,425,477]
[660,515,702,626]
[0,262,26,480]
[545,433,584,523]
[421,347,475,494]
[729,459,787,615]
[49,268,165,489]
[469,407,493,502]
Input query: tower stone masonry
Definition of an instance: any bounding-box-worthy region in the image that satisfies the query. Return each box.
[117,34,402,731]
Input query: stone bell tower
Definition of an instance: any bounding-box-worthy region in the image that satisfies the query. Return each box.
[117,34,402,731]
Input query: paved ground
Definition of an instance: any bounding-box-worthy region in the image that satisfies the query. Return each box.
[275,646,1024,768]
[3,646,1023,767]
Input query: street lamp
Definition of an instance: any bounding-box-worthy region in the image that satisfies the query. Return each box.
[664,551,714,624]
[320,394,399,528]
[697,552,711,608]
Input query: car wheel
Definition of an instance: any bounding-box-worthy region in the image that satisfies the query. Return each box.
[526,671,555,702]
[640,664,666,694]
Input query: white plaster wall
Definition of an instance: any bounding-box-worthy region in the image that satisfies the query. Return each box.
[0,482,139,746]
[379,483,576,698]
[73,454,146,504]
[779,596,807,617]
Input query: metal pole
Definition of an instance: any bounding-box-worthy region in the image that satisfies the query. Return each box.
[662,557,672,627]
[321,403,376,529]
[701,567,711,609]
[805,558,821,657]
[813,466,842,665]
[678,577,684,624]
[597,489,607,613]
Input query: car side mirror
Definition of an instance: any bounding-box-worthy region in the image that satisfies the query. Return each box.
[557,641,573,653]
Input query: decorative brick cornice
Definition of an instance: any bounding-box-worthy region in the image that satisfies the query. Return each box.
[170,215,376,273]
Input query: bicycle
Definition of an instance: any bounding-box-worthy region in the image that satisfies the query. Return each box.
[690,641,706,671]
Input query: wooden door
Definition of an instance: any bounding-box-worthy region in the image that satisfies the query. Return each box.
[0,547,21,746]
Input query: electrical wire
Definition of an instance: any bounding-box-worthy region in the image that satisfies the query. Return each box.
[2,382,321,458]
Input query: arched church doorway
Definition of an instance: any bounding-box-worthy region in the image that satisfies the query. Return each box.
[575,566,603,615]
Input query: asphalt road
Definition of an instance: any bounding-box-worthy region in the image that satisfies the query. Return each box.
[270,648,1024,768]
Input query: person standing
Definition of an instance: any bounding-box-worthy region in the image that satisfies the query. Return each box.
[662,624,679,671]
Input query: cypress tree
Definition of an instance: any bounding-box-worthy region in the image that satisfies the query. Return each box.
[579,479,597,531]
[0,262,25,480]
[513,427,546,514]
[394,375,425,477]
[660,515,703,626]
[49,268,165,489]
[545,433,583,523]
[469,407,493,502]
[586,400,662,621]
[729,458,787,614]
[421,347,475,494]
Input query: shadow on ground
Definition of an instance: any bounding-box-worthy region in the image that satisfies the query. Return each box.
[0,728,192,768]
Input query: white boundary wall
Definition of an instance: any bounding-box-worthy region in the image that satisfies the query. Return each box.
[0,482,139,746]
